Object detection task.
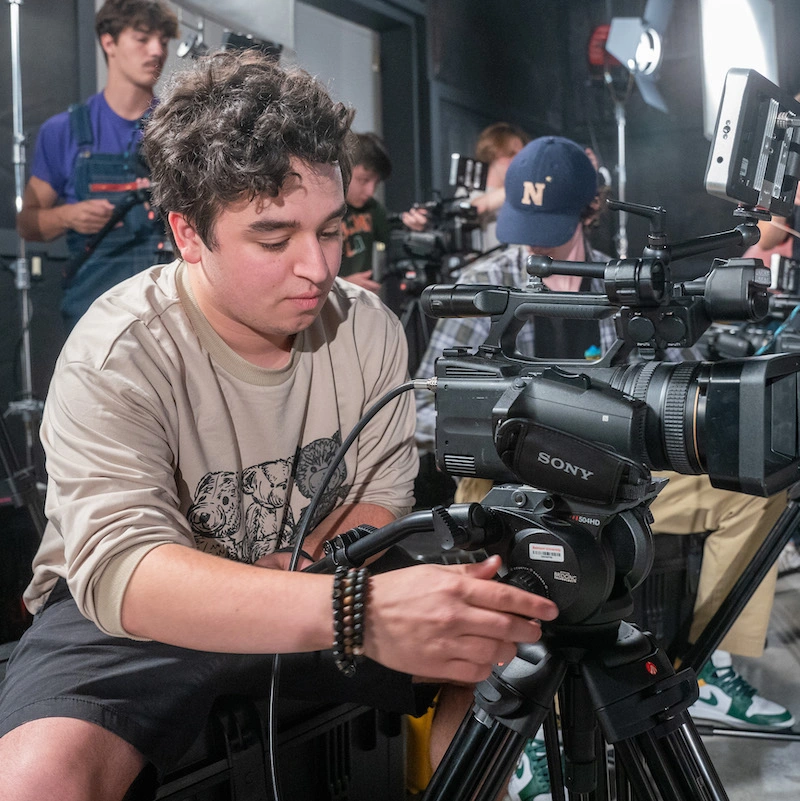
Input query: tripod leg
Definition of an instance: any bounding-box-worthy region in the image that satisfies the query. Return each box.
[423,642,566,801]
[667,722,729,801]
[612,718,729,801]
[559,667,608,798]
[541,706,566,801]
[581,623,729,801]
[681,499,800,673]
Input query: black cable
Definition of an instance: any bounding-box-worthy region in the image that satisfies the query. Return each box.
[266,379,418,800]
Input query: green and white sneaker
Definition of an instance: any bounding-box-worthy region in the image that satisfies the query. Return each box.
[689,650,795,731]
[504,737,552,801]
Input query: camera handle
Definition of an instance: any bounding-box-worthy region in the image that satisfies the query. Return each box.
[306,502,506,574]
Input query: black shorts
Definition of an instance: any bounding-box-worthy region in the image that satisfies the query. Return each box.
[0,579,435,774]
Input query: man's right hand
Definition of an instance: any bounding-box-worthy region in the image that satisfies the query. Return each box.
[17,175,116,242]
[364,554,558,684]
[62,198,116,234]
[401,207,429,232]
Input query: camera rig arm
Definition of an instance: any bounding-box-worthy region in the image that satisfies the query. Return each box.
[305,503,507,573]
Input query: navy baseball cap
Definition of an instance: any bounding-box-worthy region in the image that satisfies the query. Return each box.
[496,136,598,248]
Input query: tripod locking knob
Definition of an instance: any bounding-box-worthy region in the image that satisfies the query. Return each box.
[504,566,550,600]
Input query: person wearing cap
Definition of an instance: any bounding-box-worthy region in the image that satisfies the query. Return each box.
[410,135,794,800]
[414,135,616,456]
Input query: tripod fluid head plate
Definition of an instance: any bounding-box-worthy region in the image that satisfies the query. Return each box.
[483,480,664,626]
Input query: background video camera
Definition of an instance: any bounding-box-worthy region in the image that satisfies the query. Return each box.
[420,68,800,499]
[381,153,490,292]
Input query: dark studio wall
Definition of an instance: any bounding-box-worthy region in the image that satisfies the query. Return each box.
[422,0,800,268]
[424,0,572,201]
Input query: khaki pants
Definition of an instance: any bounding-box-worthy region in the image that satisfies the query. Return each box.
[649,472,786,658]
[454,473,788,658]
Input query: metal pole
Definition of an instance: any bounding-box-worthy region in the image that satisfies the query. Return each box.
[614,98,629,259]
[7,0,42,471]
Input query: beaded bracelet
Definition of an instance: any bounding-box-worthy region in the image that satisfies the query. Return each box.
[332,566,369,677]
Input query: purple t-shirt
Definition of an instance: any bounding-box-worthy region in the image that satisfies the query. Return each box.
[31,92,148,204]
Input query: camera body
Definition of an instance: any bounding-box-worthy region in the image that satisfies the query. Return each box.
[421,69,800,500]
[384,197,482,296]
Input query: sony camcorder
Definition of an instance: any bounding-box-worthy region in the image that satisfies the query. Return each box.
[420,68,800,499]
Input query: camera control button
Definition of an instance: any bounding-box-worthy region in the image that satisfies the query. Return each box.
[628,316,656,341]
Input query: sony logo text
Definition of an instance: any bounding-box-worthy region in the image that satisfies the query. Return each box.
[537,451,594,481]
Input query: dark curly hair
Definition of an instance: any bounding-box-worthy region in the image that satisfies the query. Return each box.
[95,0,178,43]
[144,50,356,249]
[352,132,392,181]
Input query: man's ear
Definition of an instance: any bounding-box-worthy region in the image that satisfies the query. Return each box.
[169,212,203,263]
[99,32,116,61]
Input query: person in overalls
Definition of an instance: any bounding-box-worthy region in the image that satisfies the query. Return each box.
[16,0,178,331]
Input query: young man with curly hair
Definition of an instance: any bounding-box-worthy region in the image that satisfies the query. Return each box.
[0,50,557,800]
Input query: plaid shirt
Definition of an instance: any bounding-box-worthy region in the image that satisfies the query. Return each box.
[414,241,617,453]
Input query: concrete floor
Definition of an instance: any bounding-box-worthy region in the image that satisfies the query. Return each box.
[695,568,800,800]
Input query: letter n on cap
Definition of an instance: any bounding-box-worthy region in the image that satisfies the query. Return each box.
[521,181,546,206]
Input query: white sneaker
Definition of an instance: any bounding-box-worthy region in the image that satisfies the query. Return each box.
[689,650,795,731]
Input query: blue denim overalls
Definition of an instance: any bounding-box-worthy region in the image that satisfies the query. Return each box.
[62,102,172,329]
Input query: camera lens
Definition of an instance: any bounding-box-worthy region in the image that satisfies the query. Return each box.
[605,361,708,474]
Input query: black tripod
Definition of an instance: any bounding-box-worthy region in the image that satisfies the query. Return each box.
[0,405,45,540]
[310,473,732,801]
[425,622,722,801]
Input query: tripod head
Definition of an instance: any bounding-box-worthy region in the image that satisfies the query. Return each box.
[312,450,665,631]
[479,480,663,628]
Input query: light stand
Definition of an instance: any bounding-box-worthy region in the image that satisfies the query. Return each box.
[595,0,673,259]
[7,0,43,474]
[604,67,634,259]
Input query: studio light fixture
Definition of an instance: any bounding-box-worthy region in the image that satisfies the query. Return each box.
[699,0,778,140]
[176,30,208,60]
[605,0,673,113]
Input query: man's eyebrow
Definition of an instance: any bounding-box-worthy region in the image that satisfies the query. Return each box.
[328,202,348,221]
[247,203,348,234]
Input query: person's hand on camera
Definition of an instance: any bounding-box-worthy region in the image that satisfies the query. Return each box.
[364,554,558,684]
[470,187,505,217]
[343,269,381,293]
[401,207,429,231]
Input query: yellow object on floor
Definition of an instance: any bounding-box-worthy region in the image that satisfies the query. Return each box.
[405,702,436,793]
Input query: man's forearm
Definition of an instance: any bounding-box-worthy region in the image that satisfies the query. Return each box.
[121,542,335,653]
[120,504,396,650]
[304,502,397,558]
[17,203,69,242]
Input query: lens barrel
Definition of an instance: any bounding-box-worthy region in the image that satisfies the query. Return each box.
[604,361,708,475]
